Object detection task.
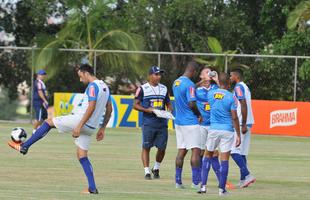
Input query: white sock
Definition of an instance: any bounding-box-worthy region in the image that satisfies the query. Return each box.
[153,162,161,170]
[32,129,36,134]
[201,185,206,191]
[144,167,150,175]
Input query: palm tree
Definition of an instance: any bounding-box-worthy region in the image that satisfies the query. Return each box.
[194,37,248,72]
[34,0,144,81]
[287,0,310,31]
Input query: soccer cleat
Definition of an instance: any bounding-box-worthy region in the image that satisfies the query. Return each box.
[197,186,207,194]
[225,181,235,189]
[144,173,152,180]
[81,188,99,194]
[191,183,200,190]
[241,174,256,188]
[237,180,245,188]
[151,168,160,179]
[175,183,185,189]
[8,141,28,155]
[219,188,229,196]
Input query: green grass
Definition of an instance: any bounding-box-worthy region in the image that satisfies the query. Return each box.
[0,122,310,200]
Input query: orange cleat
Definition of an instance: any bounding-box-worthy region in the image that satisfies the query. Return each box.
[8,141,28,155]
[81,188,99,194]
[225,181,235,190]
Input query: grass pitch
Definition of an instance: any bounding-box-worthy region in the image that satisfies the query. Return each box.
[0,122,310,200]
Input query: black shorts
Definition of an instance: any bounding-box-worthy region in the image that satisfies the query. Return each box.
[33,105,48,121]
[142,125,168,150]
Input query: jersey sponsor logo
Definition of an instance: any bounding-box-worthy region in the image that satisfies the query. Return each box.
[151,99,163,108]
[214,92,224,100]
[189,87,195,98]
[204,103,210,111]
[135,87,141,97]
[235,86,243,97]
[174,80,181,87]
[89,85,96,97]
[270,108,297,128]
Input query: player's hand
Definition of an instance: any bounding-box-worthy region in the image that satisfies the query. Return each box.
[96,128,105,141]
[148,107,155,113]
[235,135,241,147]
[43,101,49,109]
[72,126,81,138]
[198,116,203,123]
[241,124,248,134]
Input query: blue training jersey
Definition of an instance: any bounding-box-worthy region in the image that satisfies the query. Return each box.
[196,83,219,126]
[208,88,237,132]
[172,76,198,126]
[33,79,48,106]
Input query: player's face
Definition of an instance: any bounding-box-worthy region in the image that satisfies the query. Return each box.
[78,70,89,84]
[200,68,211,81]
[230,72,237,83]
[149,73,161,84]
[38,74,46,80]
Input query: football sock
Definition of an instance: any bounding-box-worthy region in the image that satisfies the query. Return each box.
[201,157,211,186]
[191,166,200,185]
[175,167,183,184]
[198,155,203,182]
[219,160,229,191]
[22,122,51,149]
[79,157,97,191]
[231,153,250,180]
[211,156,221,183]
[242,155,247,166]
[153,162,161,170]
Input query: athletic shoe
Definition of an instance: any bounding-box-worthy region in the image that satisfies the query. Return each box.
[241,174,256,188]
[237,180,245,188]
[225,181,235,189]
[81,188,99,194]
[151,168,160,179]
[144,173,152,180]
[8,141,28,155]
[219,188,229,196]
[175,183,185,189]
[191,183,200,190]
[197,186,207,194]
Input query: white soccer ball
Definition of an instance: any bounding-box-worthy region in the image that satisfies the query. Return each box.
[11,127,27,143]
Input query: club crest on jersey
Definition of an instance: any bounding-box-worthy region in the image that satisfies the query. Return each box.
[89,85,96,97]
[235,86,243,97]
[189,87,195,98]
[204,103,210,111]
[214,92,224,99]
[174,80,181,87]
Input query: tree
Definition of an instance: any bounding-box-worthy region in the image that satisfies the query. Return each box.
[287,0,310,31]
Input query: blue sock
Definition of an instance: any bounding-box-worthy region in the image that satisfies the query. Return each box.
[198,156,203,183]
[79,157,96,191]
[175,167,183,184]
[192,167,200,185]
[231,153,250,180]
[242,155,247,166]
[219,160,229,190]
[211,156,221,183]
[22,122,51,149]
[201,157,211,186]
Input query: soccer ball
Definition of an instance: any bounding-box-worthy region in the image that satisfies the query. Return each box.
[11,127,27,143]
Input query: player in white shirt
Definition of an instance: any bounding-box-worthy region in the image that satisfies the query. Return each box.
[8,64,112,194]
[230,68,256,188]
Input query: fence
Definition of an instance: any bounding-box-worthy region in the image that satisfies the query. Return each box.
[0,46,309,122]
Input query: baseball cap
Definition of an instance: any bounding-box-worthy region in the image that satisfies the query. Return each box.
[37,69,47,75]
[149,66,165,75]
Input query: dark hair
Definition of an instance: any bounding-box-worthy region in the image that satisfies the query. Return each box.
[186,61,199,72]
[79,64,94,75]
[230,68,243,79]
[218,72,230,86]
[202,65,218,85]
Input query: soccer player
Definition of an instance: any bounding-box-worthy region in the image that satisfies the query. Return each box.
[33,69,49,132]
[134,66,172,180]
[198,73,241,196]
[8,64,112,194]
[173,61,202,189]
[196,66,220,184]
[230,68,256,188]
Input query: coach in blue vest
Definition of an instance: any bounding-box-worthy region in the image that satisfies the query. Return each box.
[134,66,172,180]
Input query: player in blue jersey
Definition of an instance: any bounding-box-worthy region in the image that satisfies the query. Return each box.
[173,61,202,189]
[33,69,49,133]
[196,66,220,184]
[230,68,256,188]
[8,64,113,194]
[134,66,172,180]
[198,73,241,196]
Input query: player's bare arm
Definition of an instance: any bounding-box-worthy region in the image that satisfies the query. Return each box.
[97,101,112,141]
[73,100,96,138]
[232,110,241,147]
[38,90,48,106]
[189,101,202,122]
[239,99,248,134]
[133,99,154,113]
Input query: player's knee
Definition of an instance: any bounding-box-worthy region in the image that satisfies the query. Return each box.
[77,148,88,159]
[45,118,54,126]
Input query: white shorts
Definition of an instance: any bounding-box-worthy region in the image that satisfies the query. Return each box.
[231,127,251,155]
[200,126,210,150]
[52,114,96,150]
[206,130,234,153]
[175,125,201,150]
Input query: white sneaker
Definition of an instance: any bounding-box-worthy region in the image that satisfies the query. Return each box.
[191,183,200,190]
[237,180,245,188]
[219,188,229,196]
[241,174,256,188]
[197,185,207,194]
[175,183,185,189]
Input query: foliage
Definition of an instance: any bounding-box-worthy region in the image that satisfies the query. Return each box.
[287,0,310,31]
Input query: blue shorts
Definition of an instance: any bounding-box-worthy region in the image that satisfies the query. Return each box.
[142,125,168,150]
[33,105,48,121]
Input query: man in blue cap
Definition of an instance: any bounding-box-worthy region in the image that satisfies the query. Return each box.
[33,69,49,133]
[134,66,172,180]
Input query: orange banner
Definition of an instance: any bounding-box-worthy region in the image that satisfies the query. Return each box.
[252,100,310,137]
